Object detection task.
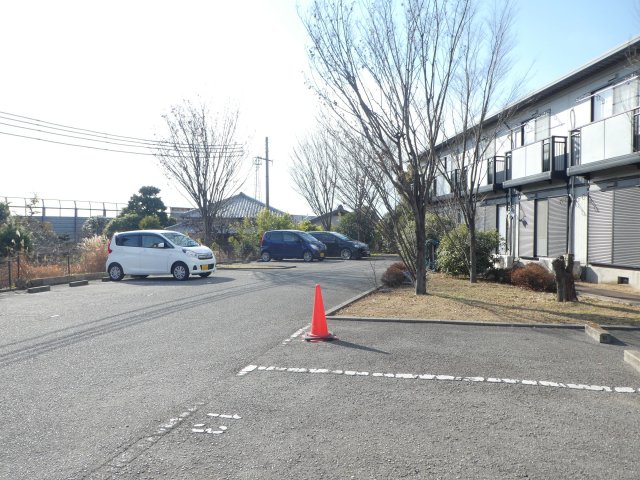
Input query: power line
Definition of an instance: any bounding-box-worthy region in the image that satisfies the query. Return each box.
[0,110,246,156]
[0,130,245,158]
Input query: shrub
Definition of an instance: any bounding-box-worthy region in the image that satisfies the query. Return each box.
[484,267,513,284]
[381,263,408,287]
[436,225,501,276]
[139,215,162,230]
[511,263,556,292]
[82,216,110,238]
[103,213,141,237]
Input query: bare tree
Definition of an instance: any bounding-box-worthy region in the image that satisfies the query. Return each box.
[155,101,247,245]
[333,130,380,224]
[290,130,339,230]
[436,1,516,283]
[302,0,473,294]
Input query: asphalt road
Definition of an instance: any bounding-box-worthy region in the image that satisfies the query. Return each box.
[1,257,640,479]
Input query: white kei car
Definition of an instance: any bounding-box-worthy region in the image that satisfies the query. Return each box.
[106,230,216,281]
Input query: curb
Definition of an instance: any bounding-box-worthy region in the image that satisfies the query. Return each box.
[326,286,379,316]
[585,324,613,343]
[327,316,586,329]
[27,285,50,294]
[624,350,640,373]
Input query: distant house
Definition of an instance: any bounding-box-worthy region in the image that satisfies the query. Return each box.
[309,205,350,230]
[168,192,288,237]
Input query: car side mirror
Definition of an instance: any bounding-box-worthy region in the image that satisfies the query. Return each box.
[157,242,165,248]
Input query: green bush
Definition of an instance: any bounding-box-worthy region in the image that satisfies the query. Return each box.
[436,225,500,276]
[228,209,296,261]
[103,213,142,237]
[0,221,32,256]
[139,215,163,230]
[82,216,110,238]
[511,263,556,292]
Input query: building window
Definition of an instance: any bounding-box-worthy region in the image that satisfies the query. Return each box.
[534,112,550,142]
[591,79,639,122]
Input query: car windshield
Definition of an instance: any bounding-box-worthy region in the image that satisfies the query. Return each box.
[332,232,350,241]
[163,232,199,247]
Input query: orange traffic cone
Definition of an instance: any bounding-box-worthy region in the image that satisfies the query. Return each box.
[304,284,336,342]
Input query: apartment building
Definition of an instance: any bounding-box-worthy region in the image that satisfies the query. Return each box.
[434,36,640,288]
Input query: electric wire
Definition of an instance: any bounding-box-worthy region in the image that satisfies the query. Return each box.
[0,110,245,156]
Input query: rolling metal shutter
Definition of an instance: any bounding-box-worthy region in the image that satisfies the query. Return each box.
[588,190,613,264]
[484,205,497,232]
[475,206,486,232]
[613,187,640,267]
[548,197,568,257]
[519,200,534,257]
[535,200,548,257]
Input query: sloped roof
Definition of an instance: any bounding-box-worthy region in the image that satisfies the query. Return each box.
[181,192,287,220]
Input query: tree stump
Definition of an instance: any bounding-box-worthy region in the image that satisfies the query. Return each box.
[552,254,577,302]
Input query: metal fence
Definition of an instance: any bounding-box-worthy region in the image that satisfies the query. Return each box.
[0,251,79,291]
[2,196,125,242]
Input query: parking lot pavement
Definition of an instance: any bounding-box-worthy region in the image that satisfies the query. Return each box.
[107,320,640,480]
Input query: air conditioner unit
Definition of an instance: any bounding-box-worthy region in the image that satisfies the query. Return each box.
[494,255,514,269]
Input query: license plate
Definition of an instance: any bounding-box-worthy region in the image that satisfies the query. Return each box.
[320,252,325,257]
[201,264,209,271]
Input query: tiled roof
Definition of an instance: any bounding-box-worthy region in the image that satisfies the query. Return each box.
[181,192,287,219]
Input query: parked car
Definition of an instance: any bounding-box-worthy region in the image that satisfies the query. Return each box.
[106,230,216,281]
[260,230,327,262]
[309,231,370,260]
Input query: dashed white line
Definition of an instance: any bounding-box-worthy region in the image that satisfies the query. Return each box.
[237,364,640,394]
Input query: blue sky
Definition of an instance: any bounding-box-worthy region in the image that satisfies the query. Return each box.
[0,0,638,216]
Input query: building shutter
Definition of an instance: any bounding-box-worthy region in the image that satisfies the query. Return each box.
[485,205,497,232]
[548,197,568,257]
[498,204,508,254]
[588,190,613,264]
[475,206,486,232]
[519,200,535,257]
[535,199,548,257]
[613,187,640,267]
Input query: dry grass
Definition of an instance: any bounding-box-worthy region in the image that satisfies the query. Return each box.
[335,273,640,326]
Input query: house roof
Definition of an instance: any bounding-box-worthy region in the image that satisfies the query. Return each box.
[181,192,287,220]
[309,205,350,223]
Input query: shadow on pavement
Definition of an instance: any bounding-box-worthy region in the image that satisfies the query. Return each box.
[333,339,389,354]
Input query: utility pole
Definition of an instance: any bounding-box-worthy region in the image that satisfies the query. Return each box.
[265,137,270,210]
[254,137,273,210]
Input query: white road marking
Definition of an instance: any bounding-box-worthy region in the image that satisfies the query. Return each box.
[238,364,640,394]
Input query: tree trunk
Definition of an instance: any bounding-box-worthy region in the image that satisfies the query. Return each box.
[415,213,427,295]
[469,218,477,284]
[552,254,577,302]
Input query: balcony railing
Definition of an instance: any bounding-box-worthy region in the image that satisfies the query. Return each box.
[506,136,567,183]
[571,110,638,166]
[486,156,506,185]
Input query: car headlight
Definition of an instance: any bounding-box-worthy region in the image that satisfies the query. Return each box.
[310,245,319,251]
[182,249,197,257]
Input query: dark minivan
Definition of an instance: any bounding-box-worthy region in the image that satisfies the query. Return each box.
[308,231,370,260]
[260,230,327,262]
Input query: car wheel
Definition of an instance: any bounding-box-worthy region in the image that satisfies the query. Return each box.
[199,272,212,278]
[172,262,190,281]
[340,248,353,260]
[303,250,314,262]
[108,263,125,281]
[261,251,272,262]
